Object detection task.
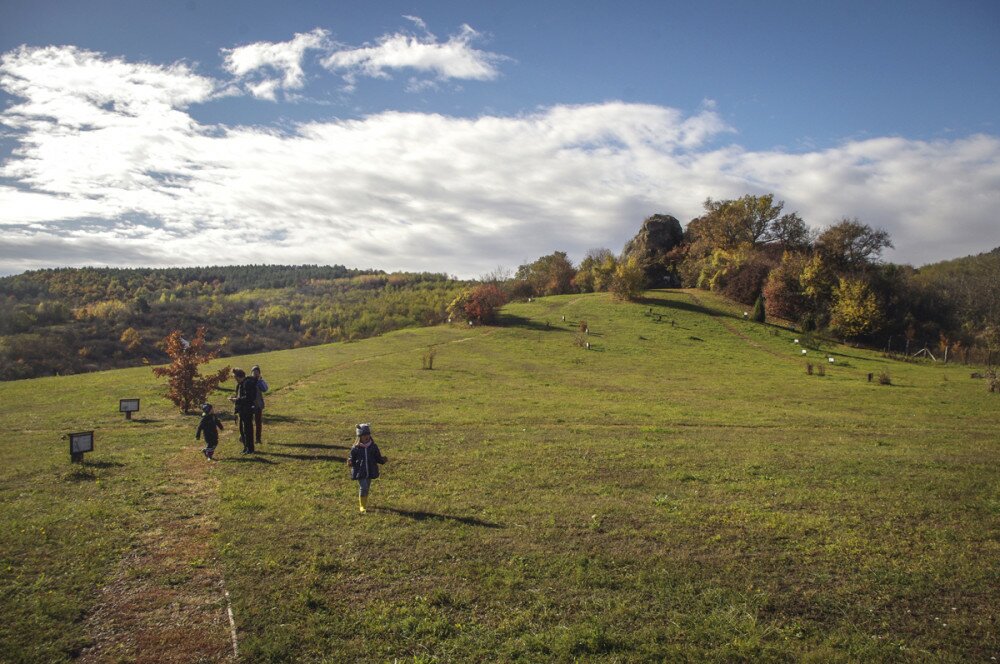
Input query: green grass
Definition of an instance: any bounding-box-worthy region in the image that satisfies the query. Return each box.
[1,289,998,662]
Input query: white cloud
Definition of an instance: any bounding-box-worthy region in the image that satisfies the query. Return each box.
[246,78,280,101]
[0,45,215,130]
[221,28,329,100]
[402,16,429,34]
[1,45,999,276]
[320,21,505,90]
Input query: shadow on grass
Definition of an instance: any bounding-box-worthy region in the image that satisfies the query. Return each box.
[258,451,346,463]
[637,295,716,317]
[128,418,161,424]
[379,506,503,529]
[83,459,125,469]
[498,314,567,333]
[263,414,308,423]
[275,442,351,451]
[223,455,278,464]
[63,468,96,482]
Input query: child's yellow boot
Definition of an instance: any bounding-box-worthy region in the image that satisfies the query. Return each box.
[359,495,367,513]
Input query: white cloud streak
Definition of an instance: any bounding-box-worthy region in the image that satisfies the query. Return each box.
[222,28,329,100]
[321,22,505,90]
[1,45,999,276]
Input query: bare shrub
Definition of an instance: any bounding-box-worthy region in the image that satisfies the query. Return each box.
[878,371,892,385]
[421,347,437,370]
[817,363,826,377]
[987,368,998,393]
[806,362,813,375]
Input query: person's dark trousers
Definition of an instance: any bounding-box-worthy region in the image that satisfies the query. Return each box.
[238,409,256,453]
[254,409,263,445]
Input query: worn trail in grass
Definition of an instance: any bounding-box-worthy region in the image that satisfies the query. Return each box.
[1,289,998,662]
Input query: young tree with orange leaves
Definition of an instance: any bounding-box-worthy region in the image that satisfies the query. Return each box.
[448,284,507,324]
[152,327,230,413]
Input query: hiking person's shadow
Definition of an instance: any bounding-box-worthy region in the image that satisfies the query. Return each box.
[378,506,503,529]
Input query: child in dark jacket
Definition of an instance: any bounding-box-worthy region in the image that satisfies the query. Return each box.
[347,423,387,513]
[196,403,224,460]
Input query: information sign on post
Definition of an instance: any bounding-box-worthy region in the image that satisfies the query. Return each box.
[69,431,94,463]
[119,398,140,420]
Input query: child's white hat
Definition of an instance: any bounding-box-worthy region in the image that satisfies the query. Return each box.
[356,423,371,436]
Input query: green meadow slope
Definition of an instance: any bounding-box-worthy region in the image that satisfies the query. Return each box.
[1,289,997,662]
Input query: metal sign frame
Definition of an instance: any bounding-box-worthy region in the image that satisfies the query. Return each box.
[69,431,94,461]
[119,399,140,419]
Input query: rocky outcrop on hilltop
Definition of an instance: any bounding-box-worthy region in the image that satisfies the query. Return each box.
[622,214,684,287]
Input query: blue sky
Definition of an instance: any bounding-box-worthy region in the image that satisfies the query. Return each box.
[1,0,999,276]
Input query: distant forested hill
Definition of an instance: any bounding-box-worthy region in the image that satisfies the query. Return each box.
[0,265,467,380]
[914,247,1000,336]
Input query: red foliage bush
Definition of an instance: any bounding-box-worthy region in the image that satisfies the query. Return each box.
[448,284,508,324]
[722,256,774,305]
[763,253,810,322]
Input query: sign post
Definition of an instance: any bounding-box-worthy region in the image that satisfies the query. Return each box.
[119,399,140,420]
[69,431,94,463]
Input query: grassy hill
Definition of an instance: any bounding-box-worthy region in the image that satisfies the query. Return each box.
[1,289,997,662]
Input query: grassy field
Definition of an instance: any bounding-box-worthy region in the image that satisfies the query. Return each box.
[1,289,997,662]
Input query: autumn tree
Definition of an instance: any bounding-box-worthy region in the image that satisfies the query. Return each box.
[609,255,647,301]
[696,194,807,250]
[979,324,1000,366]
[681,194,809,291]
[799,253,837,317]
[152,327,231,413]
[574,248,616,293]
[514,251,577,297]
[815,218,893,273]
[721,253,775,305]
[829,278,883,340]
[448,284,508,324]
[120,327,142,351]
[763,252,810,322]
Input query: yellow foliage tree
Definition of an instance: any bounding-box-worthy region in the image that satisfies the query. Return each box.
[610,255,646,301]
[697,245,750,292]
[594,254,618,292]
[830,278,882,339]
[120,327,142,351]
[799,254,835,302]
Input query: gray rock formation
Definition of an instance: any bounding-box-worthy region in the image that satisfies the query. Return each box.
[622,214,684,287]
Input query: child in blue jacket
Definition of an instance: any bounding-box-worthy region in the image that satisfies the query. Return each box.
[347,423,387,513]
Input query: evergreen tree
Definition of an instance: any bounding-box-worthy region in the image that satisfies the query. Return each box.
[751,294,766,323]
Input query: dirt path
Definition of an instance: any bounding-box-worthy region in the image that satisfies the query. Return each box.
[79,447,234,663]
[78,332,497,662]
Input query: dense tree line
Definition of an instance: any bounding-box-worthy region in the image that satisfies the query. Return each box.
[4,203,997,381]
[491,195,999,363]
[0,266,465,380]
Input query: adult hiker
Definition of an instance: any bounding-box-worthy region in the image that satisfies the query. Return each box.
[229,368,258,454]
[251,364,269,445]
